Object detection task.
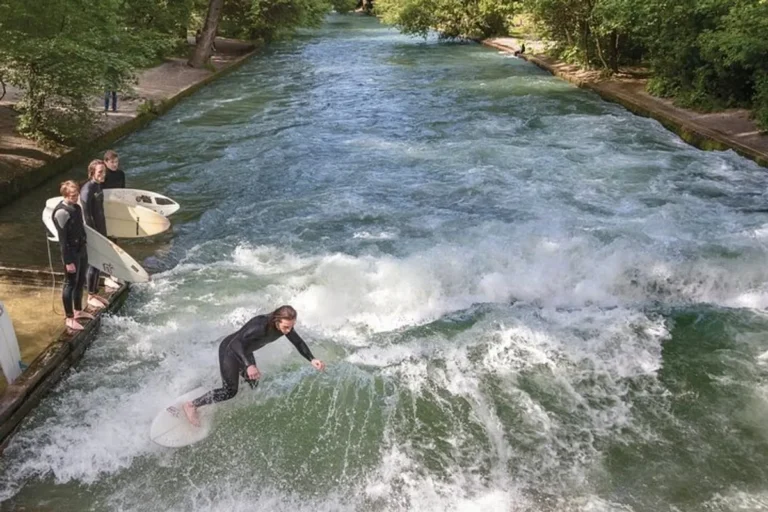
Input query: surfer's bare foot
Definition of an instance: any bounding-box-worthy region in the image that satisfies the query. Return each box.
[88,295,108,309]
[65,318,84,331]
[74,310,94,321]
[105,276,120,290]
[183,401,200,427]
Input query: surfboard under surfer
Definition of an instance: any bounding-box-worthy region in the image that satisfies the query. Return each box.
[183,305,325,427]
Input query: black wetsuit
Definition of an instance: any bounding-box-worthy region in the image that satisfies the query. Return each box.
[52,201,88,318]
[102,169,125,189]
[191,314,316,407]
[101,169,125,247]
[80,180,106,294]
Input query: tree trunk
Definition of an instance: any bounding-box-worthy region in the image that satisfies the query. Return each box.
[594,33,610,71]
[609,31,620,73]
[188,0,225,68]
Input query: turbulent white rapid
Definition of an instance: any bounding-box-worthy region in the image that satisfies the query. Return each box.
[2,14,768,512]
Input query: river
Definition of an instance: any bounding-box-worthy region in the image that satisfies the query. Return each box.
[1,14,768,512]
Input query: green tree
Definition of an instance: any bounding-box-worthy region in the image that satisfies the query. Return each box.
[641,0,768,129]
[0,0,180,144]
[524,0,644,70]
[190,0,331,68]
[189,0,226,67]
[699,0,768,127]
[330,0,358,14]
[376,0,518,40]
[222,0,331,42]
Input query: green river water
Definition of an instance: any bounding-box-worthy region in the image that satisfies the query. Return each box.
[1,14,768,512]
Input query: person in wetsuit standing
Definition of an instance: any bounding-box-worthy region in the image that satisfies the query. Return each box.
[183,305,325,427]
[80,159,109,310]
[102,149,125,190]
[52,180,94,331]
[101,150,125,290]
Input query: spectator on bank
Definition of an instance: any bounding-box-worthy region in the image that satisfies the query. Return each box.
[104,67,119,112]
[105,90,117,112]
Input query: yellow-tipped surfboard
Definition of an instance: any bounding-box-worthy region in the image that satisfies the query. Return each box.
[42,198,150,283]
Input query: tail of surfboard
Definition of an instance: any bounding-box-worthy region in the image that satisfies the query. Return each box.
[0,301,24,384]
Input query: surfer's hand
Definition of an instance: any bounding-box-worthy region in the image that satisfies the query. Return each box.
[311,359,325,371]
[65,263,76,273]
[246,365,260,380]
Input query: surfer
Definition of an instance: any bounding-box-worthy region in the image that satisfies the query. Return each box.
[102,150,125,190]
[101,150,125,290]
[52,181,94,331]
[80,160,110,310]
[183,305,325,427]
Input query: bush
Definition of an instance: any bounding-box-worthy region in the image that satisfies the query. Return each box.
[754,72,768,132]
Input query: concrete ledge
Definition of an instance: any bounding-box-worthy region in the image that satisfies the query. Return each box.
[0,266,64,287]
[482,39,768,168]
[0,283,130,452]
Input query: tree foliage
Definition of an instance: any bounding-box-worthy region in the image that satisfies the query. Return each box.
[0,0,185,144]
[376,0,518,39]
[0,0,332,143]
[2,0,766,143]
[220,0,331,42]
[522,0,768,129]
[330,0,359,14]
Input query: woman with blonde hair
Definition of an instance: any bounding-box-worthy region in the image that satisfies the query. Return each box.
[51,180,94,331]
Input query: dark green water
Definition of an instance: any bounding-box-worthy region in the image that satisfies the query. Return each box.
[2,14,768,512]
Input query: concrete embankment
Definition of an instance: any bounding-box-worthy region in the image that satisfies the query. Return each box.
[483,37,768,168]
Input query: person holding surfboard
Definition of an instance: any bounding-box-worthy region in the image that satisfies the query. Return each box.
[183,305,325,427]
[102,150,125,290]
[102,150,125,190]
[80,160,110,310]
[52,180,95,331]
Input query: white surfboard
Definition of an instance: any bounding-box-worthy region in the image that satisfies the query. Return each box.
[104,189,180,217]
[103,202,171,238]
[85,226,150,282]
[43,197,171,240]
[150,387,216,447]
[42,197,61,242]
[0,301,23,384]
[42,198,150,283]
